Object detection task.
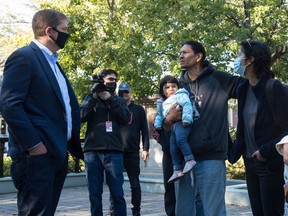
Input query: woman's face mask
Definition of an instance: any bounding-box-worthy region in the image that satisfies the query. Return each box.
[233,57,247,76]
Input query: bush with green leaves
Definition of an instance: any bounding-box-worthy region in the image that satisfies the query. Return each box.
[226,158,245,180]
[226,127,246,180]
[3,156,12,177]
[2,154,85,177]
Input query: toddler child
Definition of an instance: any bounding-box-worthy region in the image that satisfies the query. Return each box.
[154,75,196,183]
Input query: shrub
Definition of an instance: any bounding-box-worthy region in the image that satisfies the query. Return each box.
[226,158,245,180]
[68,154,85,173]
[2,153,85,177]
[226,127,246,180]
[3,156,12,176]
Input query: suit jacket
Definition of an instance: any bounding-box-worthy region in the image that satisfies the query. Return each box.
[0,41,83,161]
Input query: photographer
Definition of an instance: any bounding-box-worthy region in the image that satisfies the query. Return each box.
[80,69,130,216]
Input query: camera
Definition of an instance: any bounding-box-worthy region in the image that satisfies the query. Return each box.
[91,74,116,93]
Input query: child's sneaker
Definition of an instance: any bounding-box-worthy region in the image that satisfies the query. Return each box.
[168,171,184,184]
[182,160,196,174]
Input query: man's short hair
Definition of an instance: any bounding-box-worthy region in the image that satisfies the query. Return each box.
[182,40,206,61]
[99,69,118,78]
[32,9,67,38]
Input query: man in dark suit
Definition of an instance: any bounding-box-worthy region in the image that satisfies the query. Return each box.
[0,9,83,215]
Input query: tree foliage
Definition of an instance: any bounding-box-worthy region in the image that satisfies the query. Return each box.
[1,0,286,179]
[1,0,288,98]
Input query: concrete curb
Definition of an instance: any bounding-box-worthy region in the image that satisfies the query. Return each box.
[0,173,87,194]
[226,184,250,206]
[0,176,17,194]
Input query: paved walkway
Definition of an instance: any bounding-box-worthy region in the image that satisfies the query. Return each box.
[0,185,252,216]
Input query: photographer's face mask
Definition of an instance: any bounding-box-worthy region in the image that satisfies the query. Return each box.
[50,27,70,49]
[103,76,118,93]
[105,82,117,93]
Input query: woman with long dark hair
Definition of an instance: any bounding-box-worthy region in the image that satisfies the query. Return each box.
[231,40,288,215]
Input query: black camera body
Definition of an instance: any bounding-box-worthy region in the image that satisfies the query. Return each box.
[91,74,116,93]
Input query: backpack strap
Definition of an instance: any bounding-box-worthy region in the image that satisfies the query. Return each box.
[266,78,277,122]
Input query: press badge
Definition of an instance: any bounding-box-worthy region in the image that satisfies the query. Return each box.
[105,121,113,132]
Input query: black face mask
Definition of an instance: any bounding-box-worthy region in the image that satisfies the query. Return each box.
[105,82,117,93]
[51,27,70,49]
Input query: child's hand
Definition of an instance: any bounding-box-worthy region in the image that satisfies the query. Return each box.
[182,122,190,127]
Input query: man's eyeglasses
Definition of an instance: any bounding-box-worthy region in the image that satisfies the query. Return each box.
[123,90,130,94]
[105,77,118,82]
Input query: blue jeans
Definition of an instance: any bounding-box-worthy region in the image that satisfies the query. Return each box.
[175,160,227,216]
[10,152,68,216]
[244,157,284,216]
[84,151,126,216]
[195,188,204,216]
[170,122,193,171]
